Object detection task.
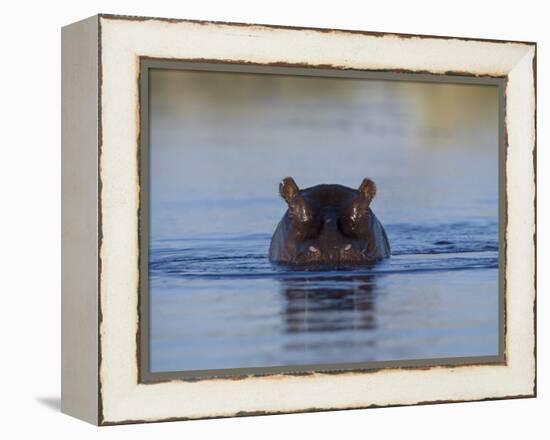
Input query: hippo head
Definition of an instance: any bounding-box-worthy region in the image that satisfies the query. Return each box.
[269,177,390,267]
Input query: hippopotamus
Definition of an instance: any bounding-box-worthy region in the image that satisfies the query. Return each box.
[269,177,390,266]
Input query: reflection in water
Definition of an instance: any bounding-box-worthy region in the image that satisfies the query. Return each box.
[281,274,378,335]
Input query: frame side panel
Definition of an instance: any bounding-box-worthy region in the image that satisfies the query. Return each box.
[61,15,100,425]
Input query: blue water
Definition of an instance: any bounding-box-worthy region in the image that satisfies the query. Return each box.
[148,70,500,373]
[149,220,499,372]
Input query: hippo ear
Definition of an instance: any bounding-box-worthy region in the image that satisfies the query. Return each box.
[358,178,376,204]
[279,177,300,203]
[279,177,315,224]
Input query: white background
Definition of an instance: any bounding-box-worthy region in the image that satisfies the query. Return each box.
[0,0,546,437]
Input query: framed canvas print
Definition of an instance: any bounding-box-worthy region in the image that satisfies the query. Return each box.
[61,14,537,425]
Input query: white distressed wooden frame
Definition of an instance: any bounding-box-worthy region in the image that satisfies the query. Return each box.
[61,14,536,425]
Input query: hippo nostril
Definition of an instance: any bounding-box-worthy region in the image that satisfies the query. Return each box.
[309,245,320,253]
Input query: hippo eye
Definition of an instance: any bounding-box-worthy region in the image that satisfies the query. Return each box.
[339,206,371,238]
[279,177,318,227]
[339,178,376,237]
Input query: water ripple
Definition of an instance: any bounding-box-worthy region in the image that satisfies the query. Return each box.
[150,221,498,282]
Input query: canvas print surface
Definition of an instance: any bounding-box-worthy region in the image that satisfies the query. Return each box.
[147,68,500,374]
